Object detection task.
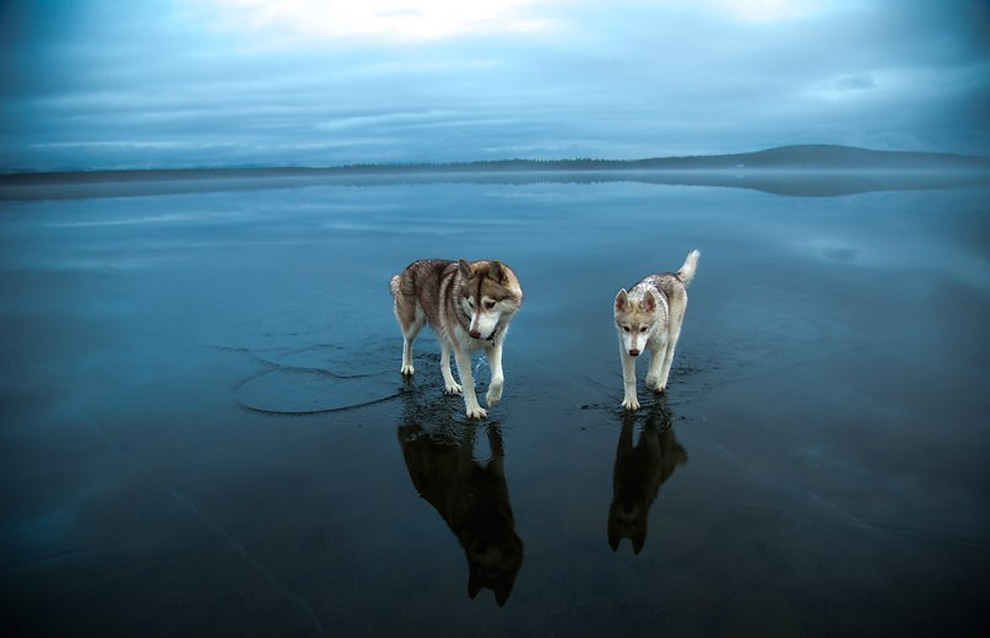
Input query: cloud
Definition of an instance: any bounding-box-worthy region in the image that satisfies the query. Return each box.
[1,0,988,171]
[703,0,834,23]
[196,0,560,43]
[835,74,876,91]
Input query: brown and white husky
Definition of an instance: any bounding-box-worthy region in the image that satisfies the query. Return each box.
[390,259,523,419]
[398,420,524,606]
[614,249,700,410]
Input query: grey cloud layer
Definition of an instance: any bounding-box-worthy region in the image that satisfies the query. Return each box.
[1,0,987,171]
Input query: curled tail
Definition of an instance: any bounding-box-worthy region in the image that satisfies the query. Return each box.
[676,249,700,286]
[389,274,400,296]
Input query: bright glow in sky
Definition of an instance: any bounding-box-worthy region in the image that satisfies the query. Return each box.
[710,0,829,22]
[0,0,987,170]
[206,0,558,41]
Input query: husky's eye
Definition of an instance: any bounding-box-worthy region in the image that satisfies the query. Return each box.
[622,326,631,333]
[639,326,647,333]
[483,299,496,310]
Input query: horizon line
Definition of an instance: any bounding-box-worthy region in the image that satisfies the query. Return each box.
[3,143,990,178]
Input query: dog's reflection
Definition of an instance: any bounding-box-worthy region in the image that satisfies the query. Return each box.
[397,395,523,606]
[608,403,688,554]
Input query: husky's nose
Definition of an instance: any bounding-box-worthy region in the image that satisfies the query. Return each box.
[470,329,482,339]
[628,348,640,357]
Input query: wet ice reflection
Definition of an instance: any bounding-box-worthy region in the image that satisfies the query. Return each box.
[608,403,688,555]
[397,383,524,607]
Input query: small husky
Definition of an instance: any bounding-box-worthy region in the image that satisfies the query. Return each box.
[390,259,523,419]
[614,250,700,410]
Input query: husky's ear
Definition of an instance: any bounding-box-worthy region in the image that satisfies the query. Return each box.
[467,568,482,600]
[642,290,658,313]
[457,259,472,278]
[632,530,646,555]
[608,526,621,552]
[614,289,629,312]
[493,580,512,608]
[488,260,505,283]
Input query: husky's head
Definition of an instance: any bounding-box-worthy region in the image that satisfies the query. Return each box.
[608,495,649,554]
[614,289,660,357]
[457,259,522,341]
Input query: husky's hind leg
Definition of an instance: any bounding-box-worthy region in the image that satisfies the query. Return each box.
[657,307,685,391]
[397,304,425,376]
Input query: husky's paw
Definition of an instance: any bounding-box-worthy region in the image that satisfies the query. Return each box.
[486,382,503,407]
[400,364,415,376]
[646,374,659,389]
[652,384,667,394]
[621,396,641,411]
[444,382,463,395]
[465,405,488,420]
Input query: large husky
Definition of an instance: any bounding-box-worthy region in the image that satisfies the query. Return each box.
[614,250,700,410]
[390,259,523,419]
[398,420,523,606]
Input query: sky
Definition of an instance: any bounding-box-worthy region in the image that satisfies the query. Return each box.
[1,0,988,171]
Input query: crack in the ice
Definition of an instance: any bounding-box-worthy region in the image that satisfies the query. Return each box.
[69,404,328,637]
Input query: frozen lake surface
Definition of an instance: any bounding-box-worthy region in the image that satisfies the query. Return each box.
[2,173,989,636]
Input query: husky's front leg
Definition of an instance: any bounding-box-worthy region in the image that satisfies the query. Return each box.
[646,334,669,393]
[619,340,640,411]
[453,347,487,419]
[485,339,504,408]
[440,341,463,395]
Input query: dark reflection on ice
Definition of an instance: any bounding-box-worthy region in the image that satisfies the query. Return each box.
[249,343,388,378]
[236,369,398,414]
[608,403,688,555]
[233,344,398,414]
[397,382,524,607]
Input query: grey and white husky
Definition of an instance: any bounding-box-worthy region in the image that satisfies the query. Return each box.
[614,250,700,410]
[390,259,523,419]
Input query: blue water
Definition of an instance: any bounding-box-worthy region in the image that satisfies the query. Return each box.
[1,175,988,636]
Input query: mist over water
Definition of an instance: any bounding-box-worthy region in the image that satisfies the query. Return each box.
[1,175,988,636]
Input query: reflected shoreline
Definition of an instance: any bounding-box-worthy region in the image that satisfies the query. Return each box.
[3,167,989,200]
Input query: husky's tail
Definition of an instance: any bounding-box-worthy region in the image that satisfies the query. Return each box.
[389,274,400,297]
[676,249,701,286]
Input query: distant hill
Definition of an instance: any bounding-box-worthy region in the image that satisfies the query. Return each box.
[442,145,990,172]
[641,144,990,170]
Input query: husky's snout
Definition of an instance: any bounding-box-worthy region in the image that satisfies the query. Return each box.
[628,348,640,357]
[468,311,498,341]
[468,315,483,339]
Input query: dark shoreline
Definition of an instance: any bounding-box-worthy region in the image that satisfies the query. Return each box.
[4,143,990,182]
[5,143,990,200]
[2,166,989,200]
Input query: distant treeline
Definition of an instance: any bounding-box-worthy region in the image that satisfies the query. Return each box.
[3,145,989,182]
[331,145,990,172]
